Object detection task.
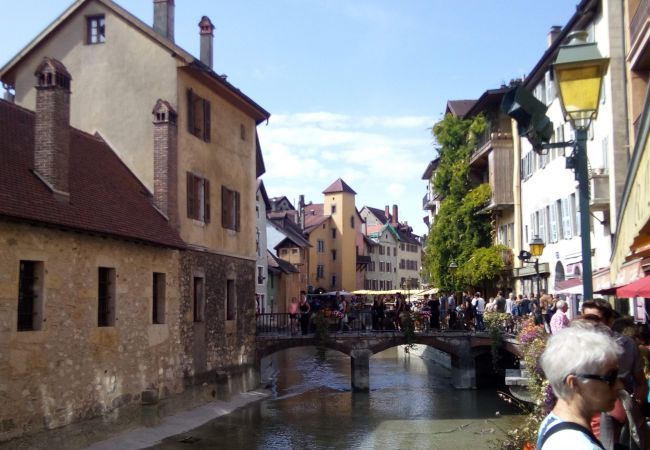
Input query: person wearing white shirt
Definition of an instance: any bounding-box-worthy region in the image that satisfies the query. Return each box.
[471,292,486,331]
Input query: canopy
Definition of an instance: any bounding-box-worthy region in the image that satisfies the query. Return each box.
[555,284,583,295]
[617,275,650,298]
[417,287,439,296]
[323,290,354,296]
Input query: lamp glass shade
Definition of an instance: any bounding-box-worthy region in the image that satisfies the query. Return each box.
[529,237,545,257]
[448,261,458,272]
[553,31,608,130]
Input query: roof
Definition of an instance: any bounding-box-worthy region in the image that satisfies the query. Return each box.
[464,87,510,118]
[270,196,295,211]
[267,250,298,274]
[364,206,391,225]
[255,131,266,177]
[268,216,310,248]
[323,178,356,195]
[304,214,330,234]
[445,100,476,118]
[421,158,440,180]
[0,0,270,124]
[0,99,185,248]
[304,203,323,216]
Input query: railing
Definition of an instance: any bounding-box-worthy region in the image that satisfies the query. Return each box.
[631,0,650,47]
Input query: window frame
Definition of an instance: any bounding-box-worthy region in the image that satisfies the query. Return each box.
[98,267,116,327]
[193,276,205,323]
[86,15,106,45]
[17,260,44,331]
[152,272,166,324]
[187,172,211,223]
[222,186,241,231]
[186,89,211,142]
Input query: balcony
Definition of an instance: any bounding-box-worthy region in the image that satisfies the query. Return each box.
[631,1,650,50]
[628,1,650,70]
[500,248,514,269]
[422,192,440,210]
[590,172,610,212]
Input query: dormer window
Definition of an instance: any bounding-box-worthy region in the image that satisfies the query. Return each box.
[87,15,105,44]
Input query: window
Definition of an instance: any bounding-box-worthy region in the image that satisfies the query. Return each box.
[331,250,337,260]
[317,240,325,253]
[316,265,325,279]
[17,260,44,331]
[86,15,105,44]
[561,198,572,239]
[98,267,116,327]
[256,228,260,256]
[193,276,205,322]
[393,248,397,256]
[331,228,336,239]
[331,204,337,214]
[187,172,210,223]
[331,274,336,287]
[152,273,166,324]
[571,193,580,236]
[186,89,211,142]
[379,246,384,255]
[549,204,558,243]
[226,279,236,321]
[240,124,246,141]
[379,261,385,272]
[222,186,240,231]
[257,266,264,285]
[350,216,355,228]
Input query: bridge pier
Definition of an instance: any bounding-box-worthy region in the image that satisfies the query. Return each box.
[451,352,476,389]
[350,349,372,392]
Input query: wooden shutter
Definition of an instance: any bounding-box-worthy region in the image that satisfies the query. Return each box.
[203,99,211,142]
[187,172,195,219]
[187,89,194,135]
[235,191,240,231]
[221,185,228,228]
[204,179,210,223]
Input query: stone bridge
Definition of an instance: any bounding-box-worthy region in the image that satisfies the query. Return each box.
[255,331,522,392]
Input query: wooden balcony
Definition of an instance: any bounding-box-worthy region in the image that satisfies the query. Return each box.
[590,172,610,212]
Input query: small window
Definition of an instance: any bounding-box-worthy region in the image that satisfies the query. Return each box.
[222,186,241,231]
[86,15,105,44]
[17,260,44,331]
[226,279,236,321]
[331,250,337,260]
[240,124,246,140]
[331,204,336,214]
[317,265,324,279]
[257,267,264,285]
[331,228,336,239]
[193,276,205,323]
[187,172,210,223]
[317,240,325,253]
[152,272,166,324]
[98,267,116,327]
[350,216,355,228]
[331,274,337,287]
[186,89,211,142]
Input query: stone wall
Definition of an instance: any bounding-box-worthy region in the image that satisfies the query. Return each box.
[0,221,184,442]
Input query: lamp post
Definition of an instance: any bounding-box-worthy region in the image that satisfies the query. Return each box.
[552,31,608,301]
[518,236,546,298]
[448,261,458,303]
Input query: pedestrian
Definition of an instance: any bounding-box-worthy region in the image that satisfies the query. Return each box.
[519,294,531,316]
[536,325,622,449]
[298,291,311,335]
[495,290,506,313]
[427,294,440,330]
[505,292,515,315]
[439,292,448,330]
[550,299,569,334]
[472,292,486,331]
[447,294,457,330]
[288,296,299,335]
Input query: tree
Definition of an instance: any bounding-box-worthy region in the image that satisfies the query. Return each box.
[424,113,502,291]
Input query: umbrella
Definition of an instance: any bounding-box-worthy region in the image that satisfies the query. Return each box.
[617,275,650,298]
[323,290,354,296]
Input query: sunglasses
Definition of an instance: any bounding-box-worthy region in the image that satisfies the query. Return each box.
[574,370,619,387]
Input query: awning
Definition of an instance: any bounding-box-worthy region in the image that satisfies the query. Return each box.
[617,275,650,298]
[555,278,583,295]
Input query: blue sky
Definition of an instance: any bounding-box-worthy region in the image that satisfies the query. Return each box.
[0,0,577,236]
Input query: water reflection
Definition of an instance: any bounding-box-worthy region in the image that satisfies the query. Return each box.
[150,346,522,449]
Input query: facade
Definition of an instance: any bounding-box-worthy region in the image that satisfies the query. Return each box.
[0,0,269,441]
[515,0,627,300]
[365,224,399,290]
[256,179,271,313]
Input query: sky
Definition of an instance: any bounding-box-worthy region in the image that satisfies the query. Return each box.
[0,0,578,236]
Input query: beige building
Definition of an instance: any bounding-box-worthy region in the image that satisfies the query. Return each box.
[0,0,269,442]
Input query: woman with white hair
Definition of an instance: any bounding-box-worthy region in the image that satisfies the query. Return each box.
[537,325,623,449]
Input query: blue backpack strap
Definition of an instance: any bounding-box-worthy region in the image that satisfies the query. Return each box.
[539,421,605,449]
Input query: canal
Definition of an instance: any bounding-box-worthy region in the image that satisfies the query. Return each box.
[149,346,523,449]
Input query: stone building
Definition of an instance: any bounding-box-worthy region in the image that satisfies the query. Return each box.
[0,61,187,441]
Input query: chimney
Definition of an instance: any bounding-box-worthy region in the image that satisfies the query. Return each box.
[152,99,178,228]
[153,0,175,42]
[392,205,399,225]
[299,195,305,230]
[547,26,562,48]
[2,83,15,103]
[34,57,71,198]
[199,16,214,69]
[384,205,390,222]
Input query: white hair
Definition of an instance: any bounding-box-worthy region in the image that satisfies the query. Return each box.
[555,299,567,309]
[540,325,622,400]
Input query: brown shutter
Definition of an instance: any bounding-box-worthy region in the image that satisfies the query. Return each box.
[204,178,210,223]
[235,191,240,231]
[203,99,211,142]
[221,185,228,228]
[187,172,194,219]
[187,89,194,135]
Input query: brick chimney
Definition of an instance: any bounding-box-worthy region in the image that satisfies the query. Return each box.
[153,0,175,42]
[392,205,399,225]
[384,205,390,222]
[199,16,214,69]
[547,26,562,48]
[152,99,178,228]
[34,57,71,199]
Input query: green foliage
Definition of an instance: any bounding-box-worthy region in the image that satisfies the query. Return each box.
[483,312,508,371]
[456,244,508,287]
[401,313,416,353]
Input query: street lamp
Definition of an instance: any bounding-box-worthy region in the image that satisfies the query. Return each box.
[552,31,608,301]
[502,31,608,301]
[518,236,546,298]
